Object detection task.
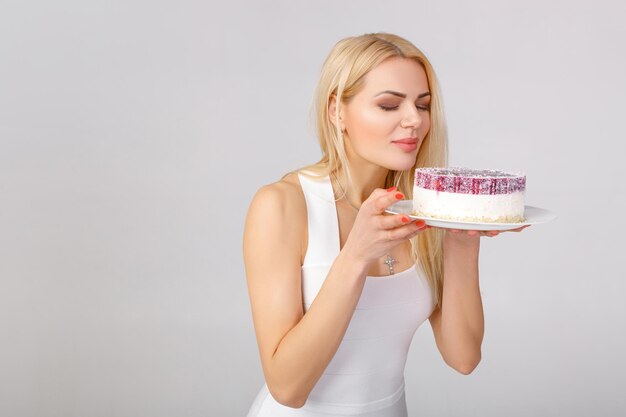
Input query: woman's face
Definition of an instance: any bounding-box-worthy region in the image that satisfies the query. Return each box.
[338,57,431,172]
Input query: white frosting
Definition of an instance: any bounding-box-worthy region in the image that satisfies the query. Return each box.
[413,186,525,223]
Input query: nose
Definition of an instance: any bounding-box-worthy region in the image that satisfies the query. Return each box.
[400,103,422,129]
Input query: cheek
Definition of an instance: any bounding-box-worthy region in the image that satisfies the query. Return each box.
[421,114,432,134]
[348,108,396,139]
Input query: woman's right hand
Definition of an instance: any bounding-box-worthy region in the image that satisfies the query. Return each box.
[342,187,428,265]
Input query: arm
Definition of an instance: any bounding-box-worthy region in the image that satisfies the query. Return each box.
[429,231,484,375]
[243,183,369,408]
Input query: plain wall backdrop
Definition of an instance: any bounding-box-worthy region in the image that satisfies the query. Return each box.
[1,0,625,416]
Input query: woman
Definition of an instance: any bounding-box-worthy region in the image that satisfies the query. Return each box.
[243,32,528,416]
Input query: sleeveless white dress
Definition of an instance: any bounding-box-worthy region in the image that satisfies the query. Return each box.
[246,173,435,417]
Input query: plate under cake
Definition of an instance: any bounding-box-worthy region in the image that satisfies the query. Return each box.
[412,167,526,223]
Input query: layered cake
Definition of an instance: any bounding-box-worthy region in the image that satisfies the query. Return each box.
[412,167,526,223]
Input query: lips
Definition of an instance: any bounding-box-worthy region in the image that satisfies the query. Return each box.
[392,137,419,144]
[392,138,419,152]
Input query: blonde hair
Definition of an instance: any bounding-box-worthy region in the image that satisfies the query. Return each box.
[286,32,447,307]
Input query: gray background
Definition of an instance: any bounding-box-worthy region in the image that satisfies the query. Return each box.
[1,0,624,416]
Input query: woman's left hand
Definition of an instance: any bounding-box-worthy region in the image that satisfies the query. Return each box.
[426,224,531,238]
[451,224,530,237]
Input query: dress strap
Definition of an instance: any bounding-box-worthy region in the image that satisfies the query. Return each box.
[297,171,341,267]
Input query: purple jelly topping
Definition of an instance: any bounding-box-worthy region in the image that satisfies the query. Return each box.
[414,167,526,195]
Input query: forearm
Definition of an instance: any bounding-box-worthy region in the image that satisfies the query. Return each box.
[437,234,484,371]
[267,249,368,406]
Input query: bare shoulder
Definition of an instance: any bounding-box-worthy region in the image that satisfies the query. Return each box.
[244,172,308,264]
[246,172,306,226]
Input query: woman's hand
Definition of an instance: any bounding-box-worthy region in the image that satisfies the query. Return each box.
[341,187,428,264]
[427,224,531,242]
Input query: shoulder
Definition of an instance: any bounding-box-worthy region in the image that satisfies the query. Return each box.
[244,172,308,263]
[247,172,306,218]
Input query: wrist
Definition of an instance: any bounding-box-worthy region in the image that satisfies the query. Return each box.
[337,246,370,277]
[444,231,480,251]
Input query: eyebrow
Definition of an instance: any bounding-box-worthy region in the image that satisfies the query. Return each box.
[374,90,431,99]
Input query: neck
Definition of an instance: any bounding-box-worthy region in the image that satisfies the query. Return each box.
[334,163,389,208]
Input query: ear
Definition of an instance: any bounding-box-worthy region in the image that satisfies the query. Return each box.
[328,95,346,132]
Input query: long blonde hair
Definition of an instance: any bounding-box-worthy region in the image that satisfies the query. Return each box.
[287,33,448,307]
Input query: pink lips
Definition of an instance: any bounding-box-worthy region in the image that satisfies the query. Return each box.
[392,137,419,152]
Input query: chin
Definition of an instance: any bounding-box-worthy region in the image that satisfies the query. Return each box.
[385,158,417,172]
[383,165,415,173]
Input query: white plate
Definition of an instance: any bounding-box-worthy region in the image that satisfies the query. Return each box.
[385,200,557,231]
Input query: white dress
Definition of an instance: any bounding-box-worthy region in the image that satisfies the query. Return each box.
[246,173,435,416]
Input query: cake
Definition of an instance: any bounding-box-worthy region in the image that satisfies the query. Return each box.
[412,167,526,223]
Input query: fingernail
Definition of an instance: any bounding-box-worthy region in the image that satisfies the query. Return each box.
[401,216,410,223]
[416,220,425,226]
[387,186,397,192]
[395,193,404,200]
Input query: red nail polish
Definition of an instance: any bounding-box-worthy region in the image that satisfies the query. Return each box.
[401,216,410,223]
[395,193,404,200]
[387,186,397,192]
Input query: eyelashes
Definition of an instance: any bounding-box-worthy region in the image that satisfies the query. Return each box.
[379,104,430,112]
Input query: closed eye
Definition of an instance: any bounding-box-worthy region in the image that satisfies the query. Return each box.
[379,104,430,112]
